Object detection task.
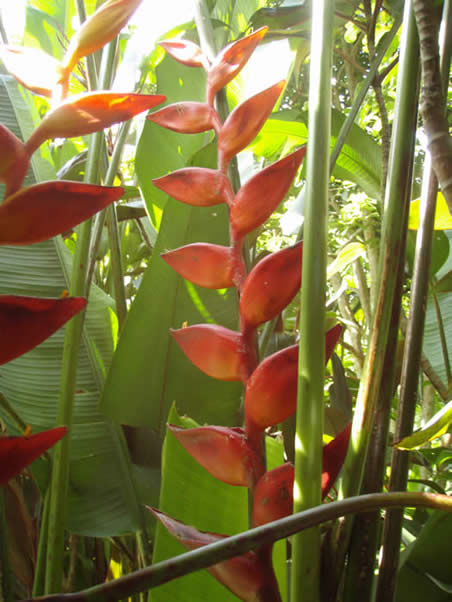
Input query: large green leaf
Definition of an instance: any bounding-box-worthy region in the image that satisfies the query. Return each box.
[101,53,242,434]
[248,108,382,200]
[423,290,452,388]
[0,75,140,536]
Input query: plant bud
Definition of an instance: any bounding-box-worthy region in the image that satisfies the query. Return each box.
[0,45,60,97]
[0,181,124,245]
[0,295,87,365]
[162,243,234,289]
[0,125,29,198]
[147,102,219,134]
[218,81,285,164]
[151,508,281,602]
[160,40,209,69]
[168,424,261,486]
[0,426,67,486]
[61,0,143,76]
[245,324,342,429]
[252,422,352,525]
[153,168,231,207]
[207,27,268,104]
[171,324,243,381]
[230,147,306,235]
[25,92,165,155]
[240,242,303,326]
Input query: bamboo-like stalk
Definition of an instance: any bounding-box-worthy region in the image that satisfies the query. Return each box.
[43,36,115,593]
[290,2,335,601]
[332,0,420,595]
[25,493,452,602]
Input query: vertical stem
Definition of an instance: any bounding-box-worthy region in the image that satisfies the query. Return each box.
[290,2,335,601]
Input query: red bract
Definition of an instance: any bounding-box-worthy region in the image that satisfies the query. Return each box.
[0,295,87,365]
[0,181,124,245]
[147,102,219,134]
[61,0,143,78]
[153,167,231,207]
[170,324,243,381]
[25,92,165,156]
[162,243,234,289]
[160,39,209,69]
[0,426,67,486]
[0,124,30,198]
[207,27,268,105]
[168,425,261,487]
[245,325,342,429]
[151,509,281,602]
[0,45,60,97]
[230,147,306,235]
[252,423,352,526]
[240,242,303,327]
[217,81,285,164]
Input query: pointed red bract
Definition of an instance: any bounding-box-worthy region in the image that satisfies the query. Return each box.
[160,40,209,69]
[230,147,306,235]
[162,243,234,289]
[147,102,219,134]
[168,425,261,487]
[151,508,281,602]
[171,324,243,381]
[0,181,124,245]
[0,295,87,365]
[0,426,67,486]
[240,243,303,326]
[0,45,61,97]
[153,168,231,207]
[61,0,143,77]
[217,81,285,164]
[207,27,268,104]
[25,92,165,155]
[252,423,352,526]
[245,325,342,429]
[0,124,30,198]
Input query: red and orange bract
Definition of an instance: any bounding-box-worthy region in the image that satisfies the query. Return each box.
[0,295,87,365]
[0,124,30,198]
[1,45,61,98]
[153,167,231,207]
[0,181,124,246]
[160,39,209,70]
[0,426,67,486]
[147,101,220,134]
[162,243,234,289]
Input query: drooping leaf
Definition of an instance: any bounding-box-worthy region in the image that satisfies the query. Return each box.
[0,426,67,486]
[408,192,452,230]
[0,181,123,245]
[25,92,166,155]
[395,400,452,450]
[327,242,365,279]
[0,295,86,365]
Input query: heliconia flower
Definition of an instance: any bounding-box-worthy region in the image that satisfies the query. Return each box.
[168,424,261,487]
[151,508,282,602]
[252,423,352,526]
[0,295,87,365]
[60,0,143,78]
[25,92,166,156]
[0,181,124,245]
[153,168,231,207]
[207,27,268,105]
[0,426,67,486]
[217,81,285,164]
[245,324,343,429]
[160,39,210,70]
[230,147,306,235]
[0,45,61,97]
[240,242,303,327]
[147,102,220,134]
[162,243,234,289]
[0,125,29,198]
[170,324,243,381]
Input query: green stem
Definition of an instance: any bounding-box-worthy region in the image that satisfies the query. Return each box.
[25,493,452,602]
[291,1,335,601]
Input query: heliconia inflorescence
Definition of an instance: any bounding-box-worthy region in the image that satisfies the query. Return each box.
[146,27,350,602]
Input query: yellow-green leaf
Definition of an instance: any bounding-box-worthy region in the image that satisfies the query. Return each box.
[395,400,452,450]
[327,242,365,280]
[408,192,452,230]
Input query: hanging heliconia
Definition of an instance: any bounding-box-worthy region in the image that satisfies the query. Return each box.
[148,28,351,601]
